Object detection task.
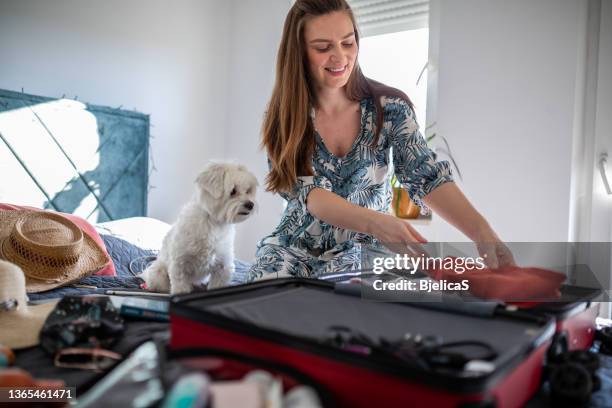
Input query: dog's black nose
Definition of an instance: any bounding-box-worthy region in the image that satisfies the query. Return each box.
[244,201,254,210]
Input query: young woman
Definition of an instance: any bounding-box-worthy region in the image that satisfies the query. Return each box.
[248,0,514,281]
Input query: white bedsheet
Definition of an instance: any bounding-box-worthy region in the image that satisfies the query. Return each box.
[95,216,171,251]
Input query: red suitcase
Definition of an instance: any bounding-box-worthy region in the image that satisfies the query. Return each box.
[520,284,601,353]
[170,278,556,408]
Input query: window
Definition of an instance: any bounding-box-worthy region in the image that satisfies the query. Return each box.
[350,0,430,127]
[358,28,429,128]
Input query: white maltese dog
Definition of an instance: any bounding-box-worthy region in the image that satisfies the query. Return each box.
[142,162,258,294]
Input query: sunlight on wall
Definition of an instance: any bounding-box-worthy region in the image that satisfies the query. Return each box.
[0,99,101,219]
[359,28,429,129]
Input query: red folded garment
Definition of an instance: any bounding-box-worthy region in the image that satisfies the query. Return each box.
[426,258,565,303]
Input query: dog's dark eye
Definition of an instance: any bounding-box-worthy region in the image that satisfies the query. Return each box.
[246,188,252,194]
[230,187,237,197]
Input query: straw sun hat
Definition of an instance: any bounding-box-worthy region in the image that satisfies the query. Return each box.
[0,260,58,349]
[0,210,110,293]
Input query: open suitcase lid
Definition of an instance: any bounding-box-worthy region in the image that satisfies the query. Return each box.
[318,265,604,319]
[520,284,602,318]
[171,278,556,394]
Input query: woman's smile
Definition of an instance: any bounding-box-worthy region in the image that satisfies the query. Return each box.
[325,64,348,76]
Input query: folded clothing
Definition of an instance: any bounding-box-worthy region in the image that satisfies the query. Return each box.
[426,259,565,303]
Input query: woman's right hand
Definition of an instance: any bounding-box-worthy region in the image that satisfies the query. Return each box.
[368,212,428,254]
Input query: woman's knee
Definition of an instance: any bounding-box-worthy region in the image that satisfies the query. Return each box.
[248,245,310,281]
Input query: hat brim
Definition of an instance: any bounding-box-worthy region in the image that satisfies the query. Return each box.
[0,210,110,293]
[0,300,58,349]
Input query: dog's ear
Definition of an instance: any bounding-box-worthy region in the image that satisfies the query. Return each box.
[195,163,225,199]
[237,164,259,190]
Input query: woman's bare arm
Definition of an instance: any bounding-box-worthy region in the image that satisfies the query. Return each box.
[306,183,514,267]
[421,182,494,242]
[421,182,515,267]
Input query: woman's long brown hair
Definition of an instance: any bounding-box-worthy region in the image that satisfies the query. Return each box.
[263,0,413,194]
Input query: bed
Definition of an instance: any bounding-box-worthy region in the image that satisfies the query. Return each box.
[28,216,252,301]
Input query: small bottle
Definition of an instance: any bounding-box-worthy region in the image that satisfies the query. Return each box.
[0,344,15,367]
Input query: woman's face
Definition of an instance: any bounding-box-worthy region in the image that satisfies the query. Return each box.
[303,11,358,91]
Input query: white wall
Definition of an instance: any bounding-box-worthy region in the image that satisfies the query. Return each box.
[421,0,585,243]
[589,0,612,314]
[591,0,612,242]
[224,0,291,261]
[0,0,232,225]
[0,0,292,261]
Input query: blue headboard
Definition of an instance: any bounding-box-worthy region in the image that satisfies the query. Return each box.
[0,89,149,222]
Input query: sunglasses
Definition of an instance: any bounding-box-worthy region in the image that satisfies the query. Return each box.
[54,348,121,371]
[0,298,19,312]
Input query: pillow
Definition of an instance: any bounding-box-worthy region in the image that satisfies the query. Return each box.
[99,233,156,278]
[0,203,116,276]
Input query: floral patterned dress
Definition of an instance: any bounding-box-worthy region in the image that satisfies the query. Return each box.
[247,96,453,281]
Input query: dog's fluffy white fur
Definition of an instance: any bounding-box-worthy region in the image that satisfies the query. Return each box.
[142,162,258,294]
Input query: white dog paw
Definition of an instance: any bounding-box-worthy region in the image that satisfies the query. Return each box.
[170,281,194,295]
[207,268,232,289]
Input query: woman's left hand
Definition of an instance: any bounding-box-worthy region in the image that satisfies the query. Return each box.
[475,229,516,269]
